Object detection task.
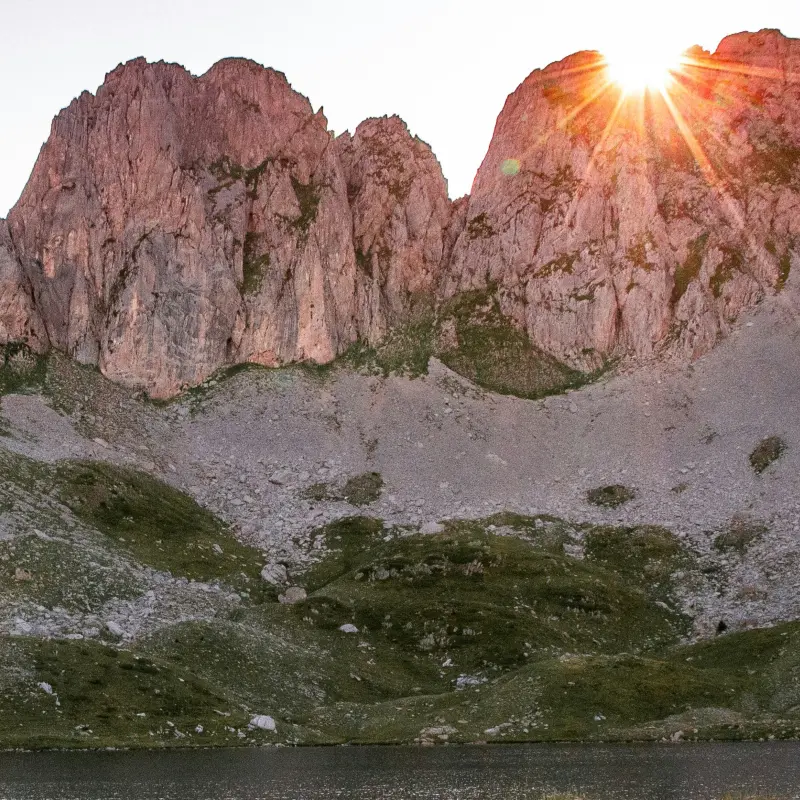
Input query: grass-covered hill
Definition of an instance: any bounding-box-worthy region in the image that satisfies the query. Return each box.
[1,448,799,749]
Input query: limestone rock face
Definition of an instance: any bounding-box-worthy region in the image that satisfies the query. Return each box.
[4,32,800,396]
[444,30,800,370]
[0,220,46,350]
[336,117,452,338]
[6,59,450,396]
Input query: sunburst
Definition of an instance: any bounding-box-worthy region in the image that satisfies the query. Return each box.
[603,44,684,95]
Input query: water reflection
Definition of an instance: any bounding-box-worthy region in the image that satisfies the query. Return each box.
[0,742,798,799]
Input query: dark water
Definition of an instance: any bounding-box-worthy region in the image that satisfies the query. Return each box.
[1,743,799,799]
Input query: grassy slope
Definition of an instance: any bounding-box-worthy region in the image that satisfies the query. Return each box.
[55,460,272,602]
[1,444,799,747]
[342,290,597,400]
[1,450,272,602]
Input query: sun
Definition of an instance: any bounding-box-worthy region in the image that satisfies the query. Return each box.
[603,44,684,94]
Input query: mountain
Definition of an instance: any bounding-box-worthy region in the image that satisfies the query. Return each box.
[3,59,450,397]
[446,29,800,370]
[2,31,800,750]
[2,30,798,397]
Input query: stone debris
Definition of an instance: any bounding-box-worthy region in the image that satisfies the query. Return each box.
[105,621,126,638]
[455,675,487,690]
[420,521,445,535]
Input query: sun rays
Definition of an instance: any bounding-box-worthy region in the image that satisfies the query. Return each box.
[519,43,800,244]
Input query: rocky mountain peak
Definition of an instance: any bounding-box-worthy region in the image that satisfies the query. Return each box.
[444,31,800,371]
[2,33,799,396]
[3,58,450,396]
[715,28,800,69]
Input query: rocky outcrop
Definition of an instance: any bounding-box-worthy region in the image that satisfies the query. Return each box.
[3,31,800,395]
[6,59,450,396]
[444,30,800,370]
[0,220,46,350]
[336,117,452,339]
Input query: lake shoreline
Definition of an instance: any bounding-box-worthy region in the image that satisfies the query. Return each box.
[3,730,800,754]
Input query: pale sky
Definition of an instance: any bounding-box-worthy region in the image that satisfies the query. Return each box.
[1,0,799,215]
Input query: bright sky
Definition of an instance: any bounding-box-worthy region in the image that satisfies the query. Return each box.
[1,0,799,215]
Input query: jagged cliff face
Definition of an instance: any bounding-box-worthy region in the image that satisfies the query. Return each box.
[4,58,450,396]
[445,29,800,370]
[2,30,799,395]
[0,220,47,349]
[336,117,452,340]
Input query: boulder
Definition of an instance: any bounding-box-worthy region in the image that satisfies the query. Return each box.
[338,623,359,634]
[420,521,445,535]
[248,714,276,732]
[278,586,307,605]
[260,563,288,586]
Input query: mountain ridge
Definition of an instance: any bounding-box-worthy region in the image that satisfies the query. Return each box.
[1,28,799,396]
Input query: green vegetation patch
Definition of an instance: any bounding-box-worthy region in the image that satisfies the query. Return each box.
[586,484,636,508]
[466,212,496,241]
[668,621,800,717]
[208,155,275,196]
[503,653,742,741]
[714,515,768,553]
[241,232,270,295]
[537,253,577,278]
[306,622,800,746]
[302,516,385,592]
[583,525,688,601]
[749,436,786,474]
[437,292,591,400]
[0,343,48,397]
[710,246,744,299]
[777,251,792,292]
[0,534,143,613]
[142,610,443,717]
[5,495,800,748]
[54,461,270,600]
[297,527,690,680]
[746,141,800,186]
[305,650,742,745]
[345,309,436,379]
[302,482,338,502]
[626,234,657,271]
[343,472,384,506]
[343,288,601,400]
[141,618,327,714]
[290,176,321,234]
[0,636,257,750]
[672,233,709,306]
[305,621,800,745]
[0,345,118,421]
[302,474,385,506]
